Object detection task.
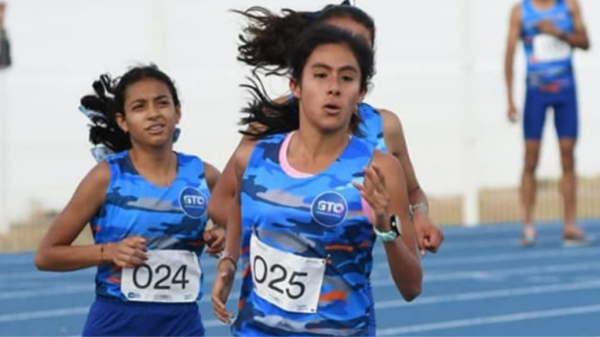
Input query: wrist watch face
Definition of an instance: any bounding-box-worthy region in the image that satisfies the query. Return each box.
[391,214,402,237]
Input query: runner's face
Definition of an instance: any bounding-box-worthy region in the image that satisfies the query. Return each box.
[290,43,366,135]
[116,78,181,149]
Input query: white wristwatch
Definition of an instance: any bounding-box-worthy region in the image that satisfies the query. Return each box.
[374,214,402,242]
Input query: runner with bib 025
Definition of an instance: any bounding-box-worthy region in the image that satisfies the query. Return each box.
[211,25,422,336]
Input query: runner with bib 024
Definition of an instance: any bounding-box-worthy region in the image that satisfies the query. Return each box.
[35,65,224,336]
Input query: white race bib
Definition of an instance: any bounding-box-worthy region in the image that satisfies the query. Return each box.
[533,34,571,62]
[121,250,201,303]
[250,234,326,313]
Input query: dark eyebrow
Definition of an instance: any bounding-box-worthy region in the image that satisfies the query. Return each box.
[129,99,147,107]
[129,95,170,107]
[153,95,170,101]
[311,63,333,71]
[311,63,359,74]
[338,65,359,74]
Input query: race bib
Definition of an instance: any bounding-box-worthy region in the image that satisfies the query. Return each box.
[250,234,326,313]
[533,34,571,62]
[121,250,201,303]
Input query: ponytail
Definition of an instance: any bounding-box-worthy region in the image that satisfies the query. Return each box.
[79,64,181,161]
[79,74,131,155]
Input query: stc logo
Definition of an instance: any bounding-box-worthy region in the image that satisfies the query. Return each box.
[311,191,348,227]
[179,187,207,219]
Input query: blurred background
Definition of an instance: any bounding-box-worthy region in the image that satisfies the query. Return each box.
[1,0,598,251]
[1,1,600,336]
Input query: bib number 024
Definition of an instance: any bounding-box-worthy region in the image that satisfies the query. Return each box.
[131,264,189,290]
[121,250,201,303]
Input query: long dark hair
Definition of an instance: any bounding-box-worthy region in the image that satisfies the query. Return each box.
[239,25,374,139]
[80,65,180,152]
[234,4,375,76]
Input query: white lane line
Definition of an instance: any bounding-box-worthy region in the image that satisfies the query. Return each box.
[376,279,600,309]
[377,304,600,335]
[372,262,600,286]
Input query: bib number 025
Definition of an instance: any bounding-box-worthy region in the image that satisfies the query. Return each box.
[253,255,308,300]
[250,235,325,313]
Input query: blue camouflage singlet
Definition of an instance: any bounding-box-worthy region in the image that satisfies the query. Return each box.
[521,0,575,91]
[232,132,377,336]
[90,150,211,301]
[358,102,387,152]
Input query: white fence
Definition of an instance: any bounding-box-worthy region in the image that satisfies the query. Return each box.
[1,0,599,232]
